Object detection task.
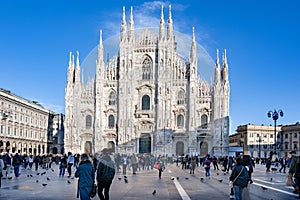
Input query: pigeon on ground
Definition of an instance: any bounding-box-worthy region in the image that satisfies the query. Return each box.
[270,178,273,181]
[223,173,226,175]
[42,183,47,186]
[30,174,33,177]
[47,177,50,181]
[118,177,122,180]
[27,175,30,177]
[152,189,156,195]
[41,172,46,176]
[216,173,219,175]
[8,177,12,180]
[176,177,179,180]
[171,177,175,180]
[51,168,54,172]
[67,180,71,184]
[124,178,128,183]
[261,186,267,190]
[200,178,204,182]
[37,173,40,175]
[36,180,39,183]
[124,175,127,179]
[218,179,223,183]
[185,177,189,180]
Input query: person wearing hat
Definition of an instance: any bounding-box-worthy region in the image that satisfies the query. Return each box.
[289,150,298,193]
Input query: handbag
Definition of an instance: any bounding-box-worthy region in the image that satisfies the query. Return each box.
[154,162,160,169]
[90,183,97,198]
[90,168,97,198]
[286,173,293,186]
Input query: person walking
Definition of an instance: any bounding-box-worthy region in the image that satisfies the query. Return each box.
[190,156,196,174]
[34,155,40,171]
[59,154,67,176]
[212,156,219,170]
[279,157,287,173]
[294,156,300,198]
[28,155,34,170]
[204,155,212,177]
[97,148,116,200]
[75,153,94,200]
[157,156,165,179]
[12,153,22,178]
[289,150,299,193]
[67,152,74,177]
[0,155,4,188]
[229,157,249,200]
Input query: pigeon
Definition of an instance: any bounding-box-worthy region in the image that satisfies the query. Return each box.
[152,189,156,195]
[36,180,39,183]
[261,186,267,190]
[8,177,12,180]
[118,177,122,180]
[67,180,71,184]
[218,179,223,183]
[171,177,175,180]
[51,168,54,172]
[47,177,50,181]
[30,174,33,177]
[27,175,30,177]
[185,177,189,180]
[42,183,47,186]
[37,173,40,175]
[124,175,127,179]
[124,178,128,183]
[270,178,273,182]
[216,173,219,175]
[200,178,204,182]
[223,173,227,175]
[176,177,179,180]
[41,172,46,176]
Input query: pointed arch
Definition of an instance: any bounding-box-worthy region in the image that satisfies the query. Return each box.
[177,89,185,105]
[108,90,116,105]
[142,55,152,80]
[142,95,150,110]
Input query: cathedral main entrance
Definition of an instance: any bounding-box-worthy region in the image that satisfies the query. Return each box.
[176,142,184,156]
[84,141,92,154]
[139,133,151,153]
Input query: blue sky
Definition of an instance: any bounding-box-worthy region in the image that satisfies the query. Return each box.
[0,0,299,134]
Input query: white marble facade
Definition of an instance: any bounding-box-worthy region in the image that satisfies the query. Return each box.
[64,6,230,157]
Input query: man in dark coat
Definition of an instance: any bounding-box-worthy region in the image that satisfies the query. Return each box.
[97,149,116,200]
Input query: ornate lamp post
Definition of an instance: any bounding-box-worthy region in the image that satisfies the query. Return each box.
[267,109,283,155]
[1,111,11,153]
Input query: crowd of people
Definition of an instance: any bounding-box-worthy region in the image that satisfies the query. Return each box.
[1,150,300,199]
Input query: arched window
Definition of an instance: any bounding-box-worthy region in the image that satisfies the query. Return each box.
[142,56,152,80]
[201,114,208,128]
[109,91,116,105]
[177,90,185,105]
[142,95,150,110]
[177,114,184,128]
[108,115,115,129]
[86,115,92,129]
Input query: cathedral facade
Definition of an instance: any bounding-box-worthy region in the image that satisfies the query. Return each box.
[64,6,230,157]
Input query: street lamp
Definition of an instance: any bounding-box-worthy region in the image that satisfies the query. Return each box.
[1,111,11,153]
[267,109,283,155]
[256,135,263,160]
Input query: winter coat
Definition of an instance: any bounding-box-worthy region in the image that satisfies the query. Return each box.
[75,160,94,193]
[97,155,115,186]
[230,165,249,188]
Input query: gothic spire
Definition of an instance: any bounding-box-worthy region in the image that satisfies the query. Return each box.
[190,27,196,64]
[159,5,165,40]
[121,6,127,42]
[221,49,228,82]
[67,51,74,83]
[167,5,173,40]
[214,49,221,85]
[75,51,80,83]
[98,29,104,62]
[128,6,134,41]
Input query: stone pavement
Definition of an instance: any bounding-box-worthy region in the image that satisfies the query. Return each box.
[0,163,177,200]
